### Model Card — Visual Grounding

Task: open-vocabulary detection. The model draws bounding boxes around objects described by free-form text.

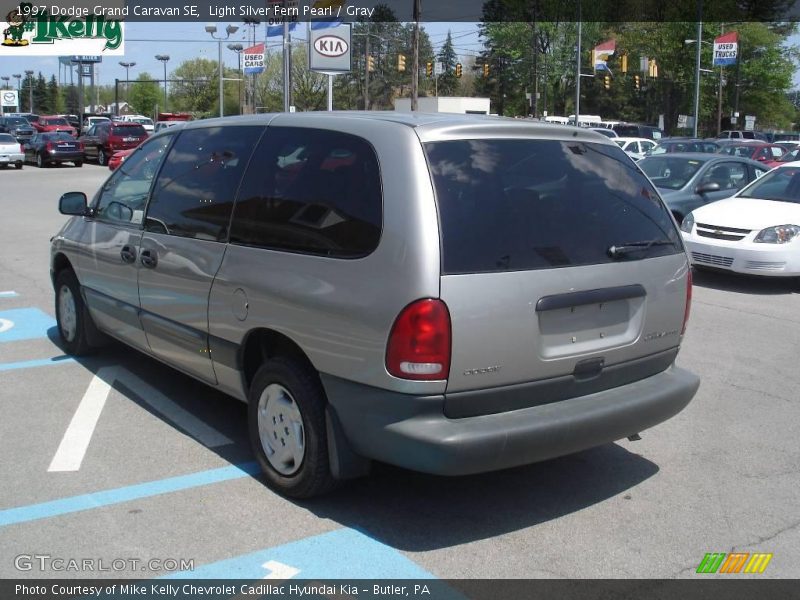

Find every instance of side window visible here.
[771,147,784,158]
[144,126,263,241]
[641,141,656,152]
[700,161,747,191]
[85,125,95,136]
[94,134,174,225]
[230,127,382,257]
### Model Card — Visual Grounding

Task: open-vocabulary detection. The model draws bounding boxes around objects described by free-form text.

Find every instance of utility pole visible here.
[574,1,581,123]
[411,0,420,111]
[364,27,370,110]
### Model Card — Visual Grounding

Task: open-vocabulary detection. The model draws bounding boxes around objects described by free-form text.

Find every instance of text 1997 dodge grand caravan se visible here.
[51,113,700,497]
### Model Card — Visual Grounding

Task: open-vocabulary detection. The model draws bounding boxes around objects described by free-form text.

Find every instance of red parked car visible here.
[108,148,134,171]
[34,115,77,137]
[718,141,787,168]
[78,121,148,166]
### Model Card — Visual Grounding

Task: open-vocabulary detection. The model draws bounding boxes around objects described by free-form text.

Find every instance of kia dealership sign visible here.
[309,23,351,73]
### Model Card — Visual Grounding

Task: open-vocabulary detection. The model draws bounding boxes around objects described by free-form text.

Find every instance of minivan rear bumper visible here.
[321,365,699,476]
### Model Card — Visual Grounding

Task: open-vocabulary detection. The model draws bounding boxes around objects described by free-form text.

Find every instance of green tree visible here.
[170,58,219,115]
[47,75,63,114]
[436,31,459,96]
[128,73,161,117]
[34,73,49,113]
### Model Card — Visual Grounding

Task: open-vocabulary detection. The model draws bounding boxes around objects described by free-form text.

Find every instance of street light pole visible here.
[118,61,135,110]
[692,5,702,137]
[206,24,239,118]
[24,70,34,113]
[12,73,21,112]
[227,44,244,114]
[155,55,170,113]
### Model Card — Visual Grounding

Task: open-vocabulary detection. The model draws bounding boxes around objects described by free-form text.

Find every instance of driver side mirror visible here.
[695,182,721,195]
[59,192,88,215]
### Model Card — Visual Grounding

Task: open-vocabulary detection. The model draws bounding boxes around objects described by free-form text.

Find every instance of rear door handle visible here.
[140,249,158,269]
[120,245,136,263]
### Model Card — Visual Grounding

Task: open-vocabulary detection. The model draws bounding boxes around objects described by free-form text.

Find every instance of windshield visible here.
[424,139,680,274]
[132,118,153,126]
[777,149,799,162]
[6,118,29,127]
[738,167,800,204]
[639,156,704,190]
[44,118,69,126]
[43,132,75,142]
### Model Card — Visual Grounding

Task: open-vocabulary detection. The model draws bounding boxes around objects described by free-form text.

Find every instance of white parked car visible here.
[681,161,800,277]
[121,114,154,133]
[0,132,24,169]
[614,137,657,161]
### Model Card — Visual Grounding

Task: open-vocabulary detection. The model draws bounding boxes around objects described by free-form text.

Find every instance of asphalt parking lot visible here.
[0,164,798,582]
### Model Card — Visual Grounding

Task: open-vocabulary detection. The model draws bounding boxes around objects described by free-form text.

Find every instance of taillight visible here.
[78,141,84,151]
[386,299,451,381]
[681,269,692,335]
[45,142,54,151]
[18,144,23,153]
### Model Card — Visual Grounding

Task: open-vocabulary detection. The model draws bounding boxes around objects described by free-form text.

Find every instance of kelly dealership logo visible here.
[1,2,123,54]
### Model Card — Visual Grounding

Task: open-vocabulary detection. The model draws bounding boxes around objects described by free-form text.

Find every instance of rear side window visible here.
[425,139,681,274]
[144,126,263,241]
[230,127,382,258]
[111,124,146,137]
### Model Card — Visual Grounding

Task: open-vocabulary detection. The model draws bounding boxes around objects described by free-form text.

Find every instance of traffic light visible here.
[604,74,610,90]
[398,54,406,72]
[648,59,658,78]
[482,63,489,77]
[621,54,628,74]
[367,55,375,72]
[634,74,640,90]
[455,63,462,78]
[426,62,433,77]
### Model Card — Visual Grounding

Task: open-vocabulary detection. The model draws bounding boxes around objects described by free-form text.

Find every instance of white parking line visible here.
[0,318,13,333]
[0,291,18,298]
[48,366,118,472]
[48,367,231,472]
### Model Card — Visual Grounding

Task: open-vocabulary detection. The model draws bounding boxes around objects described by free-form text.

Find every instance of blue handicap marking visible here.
[0,308,56,343]
[165,529,436,580]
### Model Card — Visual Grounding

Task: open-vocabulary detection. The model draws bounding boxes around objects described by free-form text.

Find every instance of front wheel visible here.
[15,162,23,170]
[248,357,337,498]
[36,153,46,168]
[54,270,96,356]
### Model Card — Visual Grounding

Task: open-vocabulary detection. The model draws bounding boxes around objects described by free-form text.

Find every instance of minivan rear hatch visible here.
[423,135,689,417]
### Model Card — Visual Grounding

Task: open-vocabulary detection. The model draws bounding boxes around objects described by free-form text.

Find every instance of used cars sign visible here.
[309,23,351,73]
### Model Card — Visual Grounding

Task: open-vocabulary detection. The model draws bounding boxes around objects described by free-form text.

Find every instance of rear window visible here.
[613,125,640,137]
[111,124,146,137]
[425,139,681,275]
[43,132,75,142]
[44,118,69,126]
[0,133,16,143]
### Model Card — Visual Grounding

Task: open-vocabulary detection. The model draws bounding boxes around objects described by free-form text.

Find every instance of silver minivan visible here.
[51,113,699,497]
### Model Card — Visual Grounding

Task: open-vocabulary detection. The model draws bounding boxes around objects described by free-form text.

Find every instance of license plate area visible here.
[537,298,644,359]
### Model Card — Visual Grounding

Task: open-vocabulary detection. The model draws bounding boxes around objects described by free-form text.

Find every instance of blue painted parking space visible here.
[165,529,436,580]
[0,307,56,342]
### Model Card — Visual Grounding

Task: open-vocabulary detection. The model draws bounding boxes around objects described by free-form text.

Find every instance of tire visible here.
[248,357,337,498]
[54,269,96,356]
[97,148,107,166]
[36,153,46,168]
[15,162,23,170]
[74,160,83,168]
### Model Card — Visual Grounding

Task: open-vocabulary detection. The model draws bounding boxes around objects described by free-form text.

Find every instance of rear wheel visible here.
[97,148,107,166]
[248,357,337,498]
[15,162,23,170]
[54,269,96,356]
[74,160,83,168]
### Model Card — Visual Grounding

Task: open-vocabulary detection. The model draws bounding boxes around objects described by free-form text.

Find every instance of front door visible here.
[79,134,175,351]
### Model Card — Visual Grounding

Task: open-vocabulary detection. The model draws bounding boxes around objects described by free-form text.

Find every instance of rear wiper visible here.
[607,240,676,259]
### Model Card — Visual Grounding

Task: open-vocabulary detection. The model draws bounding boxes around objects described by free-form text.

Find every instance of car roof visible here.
[641,152,767,167]
[172,112,620,146]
